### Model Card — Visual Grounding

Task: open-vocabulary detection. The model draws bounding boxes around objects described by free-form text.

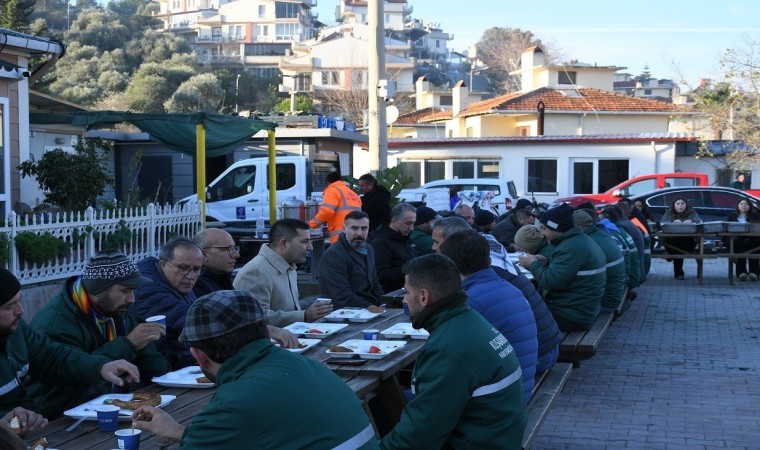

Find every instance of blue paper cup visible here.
[115,429,141,450]
[96,405,120,432]
[363,329,379,340]
[145,315,166,326]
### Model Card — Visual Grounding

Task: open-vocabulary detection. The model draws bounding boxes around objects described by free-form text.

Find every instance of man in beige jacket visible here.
[234,219,333,326]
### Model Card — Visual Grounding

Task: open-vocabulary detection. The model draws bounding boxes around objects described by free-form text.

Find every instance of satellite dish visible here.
[386,105,399,124]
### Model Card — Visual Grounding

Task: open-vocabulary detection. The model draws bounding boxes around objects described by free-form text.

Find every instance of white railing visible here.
[1,203,202,286]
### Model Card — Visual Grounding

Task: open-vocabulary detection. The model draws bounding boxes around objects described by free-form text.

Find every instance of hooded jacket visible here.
[369,225,418,292]
[25,277,170,418]
[527,227,605,330]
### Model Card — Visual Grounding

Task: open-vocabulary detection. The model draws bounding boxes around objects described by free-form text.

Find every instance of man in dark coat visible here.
[369,203,418,292]
[359,173,392,232]
[192,228,239,297]
[319,211,384,308]
[493,208,537,252]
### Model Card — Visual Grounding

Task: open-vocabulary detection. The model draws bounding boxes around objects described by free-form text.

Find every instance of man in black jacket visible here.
[359,173,392,232]
[369,203,418,292]
[319,211,384,308]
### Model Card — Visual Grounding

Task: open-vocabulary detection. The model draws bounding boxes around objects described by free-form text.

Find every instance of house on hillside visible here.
[0,28,65,217]
[355,45,705,202]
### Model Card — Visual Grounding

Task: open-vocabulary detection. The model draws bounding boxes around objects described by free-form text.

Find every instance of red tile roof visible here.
[395,107,449,125]
[419,87,694,123]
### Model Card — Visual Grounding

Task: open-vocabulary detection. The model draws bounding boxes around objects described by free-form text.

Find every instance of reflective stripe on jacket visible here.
[310,181,361,243]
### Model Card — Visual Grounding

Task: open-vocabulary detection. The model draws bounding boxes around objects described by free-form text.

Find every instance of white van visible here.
[420,178,520,213]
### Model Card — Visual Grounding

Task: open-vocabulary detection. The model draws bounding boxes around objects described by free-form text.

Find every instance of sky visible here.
[313,0,760,89]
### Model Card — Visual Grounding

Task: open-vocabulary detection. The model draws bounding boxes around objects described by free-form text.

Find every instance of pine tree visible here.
[0,0,37,30]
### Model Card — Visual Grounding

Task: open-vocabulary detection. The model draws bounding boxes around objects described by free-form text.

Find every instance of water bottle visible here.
[256,217,265,239]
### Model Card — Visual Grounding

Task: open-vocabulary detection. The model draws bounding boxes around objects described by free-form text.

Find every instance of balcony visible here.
[196,54,243,64]
[195,34,246,43]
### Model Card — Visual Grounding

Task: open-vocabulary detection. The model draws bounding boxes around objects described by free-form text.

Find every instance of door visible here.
[205,162,262,222]
[139,156,173,204]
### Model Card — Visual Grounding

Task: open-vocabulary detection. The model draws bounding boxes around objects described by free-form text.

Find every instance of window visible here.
[275,23,301,40]
[644,89,652,95]
[623,179,656,197]
[275,1,299,18]
[439,95,452,106]
[210,165,256,202]
[424,161,445,183]
[558,71,577,85]
[598,159,628,193]
[401,161,421,188]
[527,159,557,193]
[477,161,500,178]
[268,163,296,190]
[245,43,288,56]
[517,126,530,136]
[255,25,269,37]
[385,13,390,23]
[212,27,222,41]
[250,67,279,78]
[350,71,366,87]
[573,162,593,194]
[321,71,339,85]
[436,40,440,48]
[453,161,474,179]
[665,176,700,187]
[258,5,266,18]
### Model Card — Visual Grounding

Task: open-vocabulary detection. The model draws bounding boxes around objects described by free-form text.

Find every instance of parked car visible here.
[420,178,520,213]
[628,186,760,223]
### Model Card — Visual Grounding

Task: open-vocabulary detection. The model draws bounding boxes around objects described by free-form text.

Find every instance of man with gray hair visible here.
[131,290,378,449]
[132,237,204,368]
[369,202,418,292]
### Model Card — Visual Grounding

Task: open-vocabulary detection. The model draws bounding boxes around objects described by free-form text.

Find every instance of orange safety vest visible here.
[630,216,649,237]
[309,181,362,243]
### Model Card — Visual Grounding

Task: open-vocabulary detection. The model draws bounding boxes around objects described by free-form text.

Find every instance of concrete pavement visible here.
[533,257,760,449]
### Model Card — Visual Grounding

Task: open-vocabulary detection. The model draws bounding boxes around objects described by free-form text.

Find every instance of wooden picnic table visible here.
[24,309,421,449]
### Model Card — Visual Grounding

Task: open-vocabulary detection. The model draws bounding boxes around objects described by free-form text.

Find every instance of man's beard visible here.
[350,239,365,249]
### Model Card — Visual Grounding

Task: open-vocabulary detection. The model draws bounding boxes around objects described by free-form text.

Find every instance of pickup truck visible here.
[552,172,760,206]
[180,155,337,223]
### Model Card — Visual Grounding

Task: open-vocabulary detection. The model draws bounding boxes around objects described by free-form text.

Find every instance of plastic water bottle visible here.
[256,217,265,239]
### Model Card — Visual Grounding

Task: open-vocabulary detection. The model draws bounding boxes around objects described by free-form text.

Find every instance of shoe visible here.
[749,273,758,282]
[675,275,685,280]
[739,273,749,281]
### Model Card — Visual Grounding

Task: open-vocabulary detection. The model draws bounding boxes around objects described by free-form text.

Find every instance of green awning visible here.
[72,111,277,158]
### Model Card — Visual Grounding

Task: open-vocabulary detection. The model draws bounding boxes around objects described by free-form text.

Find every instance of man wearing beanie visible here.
[0,267,140,432]
[474,210,496,234]
[574,209,627,314]
[409,206,438,255]
[514,224,552,257]
[493,208,538,252]
[132,290,378,449]
[25,251,170,418]
[518,203,606,332]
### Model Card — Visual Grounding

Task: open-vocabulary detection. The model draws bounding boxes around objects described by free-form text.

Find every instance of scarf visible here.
[71,276,117,342]
[411,289,468,330]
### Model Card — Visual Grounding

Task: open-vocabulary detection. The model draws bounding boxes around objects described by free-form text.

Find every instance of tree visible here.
[475,27,548,93]
[65,8,130,53]
[314,88,368,125]
[123,55,196,112]
[0,0,36,30]
[692,38,760,169]
[165,73,224,113]
[273,94,316,114]
[17,138,114,211]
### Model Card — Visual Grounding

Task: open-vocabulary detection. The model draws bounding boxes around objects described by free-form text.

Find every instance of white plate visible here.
[283,322,348,338]
[152,366,214,388]
[287,338,321,353]
[325,339,406,360]
[380,323,429,340]
[63,393,175,421]
[324,308,383,323]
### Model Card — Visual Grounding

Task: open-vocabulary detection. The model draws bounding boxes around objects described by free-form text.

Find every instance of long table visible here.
[23,308,420,449]
[653,229,760,285]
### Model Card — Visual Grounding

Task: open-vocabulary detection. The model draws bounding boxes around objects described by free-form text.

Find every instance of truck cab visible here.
[553,173,709,207]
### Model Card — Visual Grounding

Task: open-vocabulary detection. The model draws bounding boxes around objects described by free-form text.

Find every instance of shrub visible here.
[14,231,72,267]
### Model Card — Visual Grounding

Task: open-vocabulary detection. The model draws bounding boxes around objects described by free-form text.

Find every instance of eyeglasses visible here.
[204,245,240,254]
[165,260,202,276]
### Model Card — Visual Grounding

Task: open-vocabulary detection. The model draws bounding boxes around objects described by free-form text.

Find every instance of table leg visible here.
[729,236,735,285]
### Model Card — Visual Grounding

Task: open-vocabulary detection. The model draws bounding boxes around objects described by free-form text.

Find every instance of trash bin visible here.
[280,198,305,221]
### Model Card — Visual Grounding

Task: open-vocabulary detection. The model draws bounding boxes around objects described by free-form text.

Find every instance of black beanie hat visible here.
[540,203,576,232]
[0,267,21,306]
[82,251,152,295]
[475,210,496,227]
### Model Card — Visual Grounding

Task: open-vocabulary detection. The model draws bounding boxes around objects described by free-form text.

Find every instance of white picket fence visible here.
[1,203,203,285]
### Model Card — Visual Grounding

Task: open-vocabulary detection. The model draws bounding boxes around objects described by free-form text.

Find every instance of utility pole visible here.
[235,74,241,113]
[367,0,387,171]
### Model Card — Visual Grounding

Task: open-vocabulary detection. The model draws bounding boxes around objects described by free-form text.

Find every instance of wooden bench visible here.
[613,288,629,320]
[521,362,573,449]
[558,312,614,365]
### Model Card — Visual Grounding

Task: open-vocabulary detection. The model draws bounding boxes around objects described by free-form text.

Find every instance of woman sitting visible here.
[726,198,760,281]
[661,198,700,280]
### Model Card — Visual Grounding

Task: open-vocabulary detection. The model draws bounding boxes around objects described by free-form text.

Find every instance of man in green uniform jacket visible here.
[0,268,140,434]
[380,253,526,449]
[25,251,170,418]
[519,203,605,331]
[131,290,378,450]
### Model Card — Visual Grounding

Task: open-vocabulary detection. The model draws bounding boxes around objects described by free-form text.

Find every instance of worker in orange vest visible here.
[310,171,362,244]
